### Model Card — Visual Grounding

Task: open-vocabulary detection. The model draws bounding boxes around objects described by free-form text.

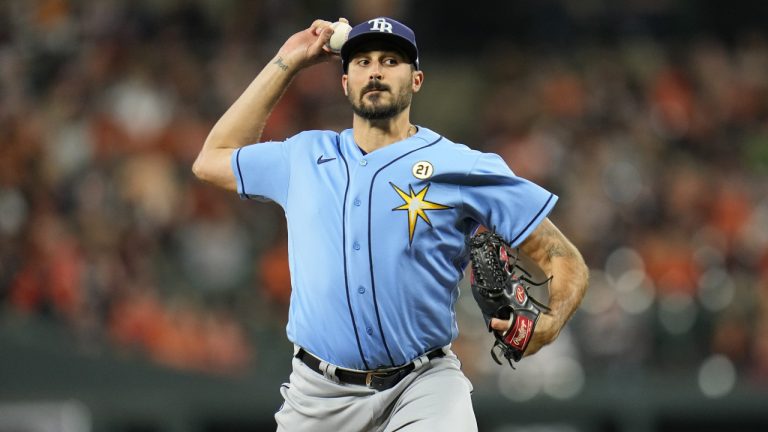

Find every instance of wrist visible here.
[270,53,304,76]
[538,313,563,342]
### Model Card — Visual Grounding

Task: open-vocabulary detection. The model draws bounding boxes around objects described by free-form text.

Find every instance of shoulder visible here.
[278,130,343,160]
[414,127,478,156]
[414,128,491,172]
[391,130,483,182]
[285,130,341,145]
[435,134,510,175]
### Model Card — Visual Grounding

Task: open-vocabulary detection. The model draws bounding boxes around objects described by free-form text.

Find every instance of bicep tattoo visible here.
[526,220,576,264]
[542,224,572,259]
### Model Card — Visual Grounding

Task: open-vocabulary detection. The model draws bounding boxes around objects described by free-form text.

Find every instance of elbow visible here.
[192,155,206,181]
[192,151,218,184]
[581,262,590,292]
[192,135,218,181]
[190,141,236,191]
[576,253,590,295]
[563,243,590,296]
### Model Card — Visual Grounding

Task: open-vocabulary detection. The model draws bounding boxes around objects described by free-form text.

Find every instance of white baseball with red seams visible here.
[327,21,352,52]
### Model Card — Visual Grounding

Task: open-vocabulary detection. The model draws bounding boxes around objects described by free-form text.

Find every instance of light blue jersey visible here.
[232,126,557,370]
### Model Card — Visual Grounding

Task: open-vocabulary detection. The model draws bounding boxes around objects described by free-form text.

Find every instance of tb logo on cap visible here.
[368,18,393,33]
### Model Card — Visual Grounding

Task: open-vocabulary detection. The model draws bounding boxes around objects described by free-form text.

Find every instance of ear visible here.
[342,74,349,96]
[412,70,424,93]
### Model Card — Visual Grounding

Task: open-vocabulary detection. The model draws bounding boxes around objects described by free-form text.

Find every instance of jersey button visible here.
[353,242,361,250]
[358,286,365,294]
[353,199,361,206]
[366,327,373,335]
[360,159,368,166]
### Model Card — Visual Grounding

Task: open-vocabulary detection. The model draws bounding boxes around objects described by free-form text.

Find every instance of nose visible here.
[369,63,382,81]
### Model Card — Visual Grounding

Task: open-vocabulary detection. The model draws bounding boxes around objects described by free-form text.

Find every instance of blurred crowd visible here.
[1,0,767,390]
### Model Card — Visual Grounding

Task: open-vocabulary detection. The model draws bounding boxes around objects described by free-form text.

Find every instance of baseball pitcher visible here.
[193,16,589,432]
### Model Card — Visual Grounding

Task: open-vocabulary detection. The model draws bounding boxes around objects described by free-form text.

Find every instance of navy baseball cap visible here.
[340,17,419,72]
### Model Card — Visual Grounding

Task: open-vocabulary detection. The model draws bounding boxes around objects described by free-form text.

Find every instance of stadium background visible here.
[1,0,768,431]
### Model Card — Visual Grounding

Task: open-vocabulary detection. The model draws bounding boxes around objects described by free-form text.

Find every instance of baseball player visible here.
[193,17,588,431]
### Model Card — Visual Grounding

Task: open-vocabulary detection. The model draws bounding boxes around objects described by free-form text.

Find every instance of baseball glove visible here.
[468,230,551,367]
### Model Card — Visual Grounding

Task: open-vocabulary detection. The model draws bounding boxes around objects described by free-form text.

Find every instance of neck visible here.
[352,111,415,153]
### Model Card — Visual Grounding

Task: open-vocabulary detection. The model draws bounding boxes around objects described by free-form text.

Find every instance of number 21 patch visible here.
[412,161,434,179]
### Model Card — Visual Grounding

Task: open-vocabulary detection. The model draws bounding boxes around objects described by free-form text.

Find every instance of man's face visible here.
[342,48,423,121]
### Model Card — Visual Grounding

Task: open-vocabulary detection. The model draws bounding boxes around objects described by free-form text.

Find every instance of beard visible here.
[349,80,413,121]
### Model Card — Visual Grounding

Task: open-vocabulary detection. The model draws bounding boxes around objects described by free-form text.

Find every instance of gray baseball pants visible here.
[275,348,477,431]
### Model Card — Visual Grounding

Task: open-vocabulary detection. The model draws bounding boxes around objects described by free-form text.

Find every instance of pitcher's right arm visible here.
[192,19,341,190]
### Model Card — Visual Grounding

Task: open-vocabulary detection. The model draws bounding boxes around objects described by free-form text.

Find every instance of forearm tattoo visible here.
[273,57,289,71]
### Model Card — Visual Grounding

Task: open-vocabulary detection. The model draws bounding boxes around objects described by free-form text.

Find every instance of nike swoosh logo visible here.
[317,155,336,165]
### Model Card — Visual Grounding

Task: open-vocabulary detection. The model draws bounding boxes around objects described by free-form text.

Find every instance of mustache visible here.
[362,82,391,94]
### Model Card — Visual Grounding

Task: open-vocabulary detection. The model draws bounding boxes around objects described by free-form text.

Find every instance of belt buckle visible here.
[365,371,380,388]
[367,367,412,390]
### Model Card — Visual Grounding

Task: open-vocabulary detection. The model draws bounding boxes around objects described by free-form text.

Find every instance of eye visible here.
[356,58,370,66]
[383,58,398,66]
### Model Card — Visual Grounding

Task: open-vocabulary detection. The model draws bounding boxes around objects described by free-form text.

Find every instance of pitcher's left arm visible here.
[489,217,589,356]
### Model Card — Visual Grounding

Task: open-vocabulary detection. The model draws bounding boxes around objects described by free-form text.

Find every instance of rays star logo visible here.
[390,182,452,245]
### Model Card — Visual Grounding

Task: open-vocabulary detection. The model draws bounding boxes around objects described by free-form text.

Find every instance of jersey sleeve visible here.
[231,139,290,207]
[462,152,558,247]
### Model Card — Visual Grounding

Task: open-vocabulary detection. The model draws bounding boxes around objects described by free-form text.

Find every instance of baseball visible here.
[327,21,352,53]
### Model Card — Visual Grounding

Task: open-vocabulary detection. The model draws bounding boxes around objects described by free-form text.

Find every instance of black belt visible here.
[296,348,445,391]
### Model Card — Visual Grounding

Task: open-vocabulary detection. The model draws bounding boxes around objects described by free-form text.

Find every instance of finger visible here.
[490,318,510,332]
[338,17,349,24]
[312,27,339,59]
[310,19,333,36]
[313,26,333,49]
